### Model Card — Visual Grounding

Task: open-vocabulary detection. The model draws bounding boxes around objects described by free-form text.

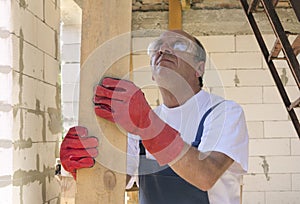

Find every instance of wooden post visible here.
[76,1,132,203]
[169,0,182,30]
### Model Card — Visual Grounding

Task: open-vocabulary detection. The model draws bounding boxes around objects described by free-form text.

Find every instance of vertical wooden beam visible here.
[169,0,182,30]
[76,1,132,203]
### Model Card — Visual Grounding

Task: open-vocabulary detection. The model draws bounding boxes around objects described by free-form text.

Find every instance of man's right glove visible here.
[93,78,185,166]
[60,126,98,180]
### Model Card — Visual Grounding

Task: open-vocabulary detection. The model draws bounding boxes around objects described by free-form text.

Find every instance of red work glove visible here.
[60,126,98,180]
[93,77,184,165]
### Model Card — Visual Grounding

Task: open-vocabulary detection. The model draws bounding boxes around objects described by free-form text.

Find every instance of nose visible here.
[159,43,172,55]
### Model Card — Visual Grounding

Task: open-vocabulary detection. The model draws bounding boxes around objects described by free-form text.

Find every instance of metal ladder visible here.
[240,0,300,138]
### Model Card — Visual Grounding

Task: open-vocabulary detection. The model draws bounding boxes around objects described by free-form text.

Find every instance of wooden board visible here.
[76,1,132,203]
[169,0,182,30]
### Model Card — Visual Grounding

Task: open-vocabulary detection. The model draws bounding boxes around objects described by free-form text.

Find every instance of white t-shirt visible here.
[127,90,249,204]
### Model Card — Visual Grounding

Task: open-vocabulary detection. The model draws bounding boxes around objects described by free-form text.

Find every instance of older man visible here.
[60,30,249,204]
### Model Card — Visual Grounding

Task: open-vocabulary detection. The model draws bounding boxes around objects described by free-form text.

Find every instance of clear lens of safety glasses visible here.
[147,37,199,58]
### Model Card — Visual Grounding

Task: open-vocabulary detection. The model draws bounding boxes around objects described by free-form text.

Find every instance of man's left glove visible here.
[60,126,98,180]
[93,77,184,165]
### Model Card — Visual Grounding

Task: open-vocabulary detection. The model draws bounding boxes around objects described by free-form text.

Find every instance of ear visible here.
[149,59,155,81]
[195,61,205,77]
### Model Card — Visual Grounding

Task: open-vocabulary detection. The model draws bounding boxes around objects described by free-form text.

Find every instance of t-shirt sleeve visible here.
[199,101,249,174]
[127,134,140,175]
[126,134,140,189]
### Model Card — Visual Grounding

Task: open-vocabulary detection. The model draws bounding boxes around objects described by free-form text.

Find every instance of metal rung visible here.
[292,35,300,56]
[248,0,260,13]
[248,0,279,13]
[269,38,283,60]
[272,0,279,7]
[271,57,287,60]
[269,32,291,61]
[288,97,300,111]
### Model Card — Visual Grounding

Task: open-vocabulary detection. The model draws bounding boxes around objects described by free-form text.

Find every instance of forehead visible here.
[159,30,195,42]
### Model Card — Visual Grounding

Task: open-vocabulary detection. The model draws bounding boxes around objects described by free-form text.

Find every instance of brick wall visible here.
[0,0,61,203]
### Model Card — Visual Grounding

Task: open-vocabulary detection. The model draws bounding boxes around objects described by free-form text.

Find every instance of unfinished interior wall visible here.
[0,0,61,203]
[59,1,82,202]
[132,34,300,204]
[61,0,81,135]
[58,1,300,203]
[131,1,300,203]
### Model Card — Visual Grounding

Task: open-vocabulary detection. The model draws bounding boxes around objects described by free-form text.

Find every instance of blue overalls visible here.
[138,102,223,204]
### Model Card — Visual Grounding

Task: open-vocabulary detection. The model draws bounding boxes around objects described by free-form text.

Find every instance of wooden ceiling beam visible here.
[169,0,183,30]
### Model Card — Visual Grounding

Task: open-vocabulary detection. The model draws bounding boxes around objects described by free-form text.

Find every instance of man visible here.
[60,30,249,204]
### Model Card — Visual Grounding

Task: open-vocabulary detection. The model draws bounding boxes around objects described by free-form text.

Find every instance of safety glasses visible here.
[147,36,201,58]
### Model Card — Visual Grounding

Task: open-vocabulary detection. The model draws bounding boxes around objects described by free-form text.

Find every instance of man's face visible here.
[148,30,204,92]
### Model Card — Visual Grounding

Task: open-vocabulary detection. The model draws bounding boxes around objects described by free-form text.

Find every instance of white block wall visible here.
[60,4,82,133]
[59,5,300,204]
[0,0,61,203]
[131,34,300,204]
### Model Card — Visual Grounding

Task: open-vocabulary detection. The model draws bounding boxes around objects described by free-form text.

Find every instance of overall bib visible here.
[138,102,223,204]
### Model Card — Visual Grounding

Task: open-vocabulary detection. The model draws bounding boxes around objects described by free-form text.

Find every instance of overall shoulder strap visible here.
[191,101,225,148]
[139,140,146,155]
